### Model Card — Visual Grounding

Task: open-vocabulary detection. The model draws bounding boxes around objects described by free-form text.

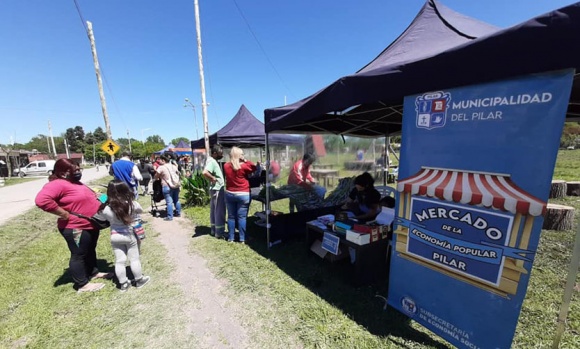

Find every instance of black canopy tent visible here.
[264,0,580,137]
[262,0,580,249]
[191,104,303,149]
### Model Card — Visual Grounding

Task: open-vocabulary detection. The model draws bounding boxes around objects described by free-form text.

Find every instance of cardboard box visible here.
[346,230,371,245]
[353,223,378,235]
[353,224,381,242]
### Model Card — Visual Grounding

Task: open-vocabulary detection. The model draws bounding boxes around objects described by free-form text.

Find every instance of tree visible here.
[64,126,86,153]
[170,137,190,146]
[146,135,164,144]
[93,127,107,142]
[21,134,51,154]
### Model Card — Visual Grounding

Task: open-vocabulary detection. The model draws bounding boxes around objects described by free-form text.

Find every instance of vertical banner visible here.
[388,70,574,349]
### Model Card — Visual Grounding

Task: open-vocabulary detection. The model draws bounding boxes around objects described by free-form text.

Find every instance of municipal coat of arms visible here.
[415,91,451,130]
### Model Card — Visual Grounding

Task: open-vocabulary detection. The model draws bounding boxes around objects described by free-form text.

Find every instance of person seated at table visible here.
[288,153,326,212]
[341,172,381,222]
[268,159,281,182]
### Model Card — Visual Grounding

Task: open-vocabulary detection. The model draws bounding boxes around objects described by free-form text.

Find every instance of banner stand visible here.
[552,224,580,348]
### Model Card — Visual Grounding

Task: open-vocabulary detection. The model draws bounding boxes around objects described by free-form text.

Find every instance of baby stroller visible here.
[150,179,165,217]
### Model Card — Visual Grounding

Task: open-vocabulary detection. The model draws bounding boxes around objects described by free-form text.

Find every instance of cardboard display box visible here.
[346,230,371,245]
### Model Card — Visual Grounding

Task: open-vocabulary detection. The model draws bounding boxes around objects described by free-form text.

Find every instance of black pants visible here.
[59,228,100,289]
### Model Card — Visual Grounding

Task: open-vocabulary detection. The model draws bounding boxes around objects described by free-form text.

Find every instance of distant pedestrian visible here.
[138,159,154,195]
[155,155,182,221]
[94,180,150,292]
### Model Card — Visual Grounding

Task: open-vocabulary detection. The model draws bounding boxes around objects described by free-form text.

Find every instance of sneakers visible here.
[163,217,173,221]
[77,282,105,293]
[174,213,181,218]
[134,276,151,288]
[119,281,131,292]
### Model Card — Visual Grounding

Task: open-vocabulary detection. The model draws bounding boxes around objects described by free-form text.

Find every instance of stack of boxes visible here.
[345,223,390,245]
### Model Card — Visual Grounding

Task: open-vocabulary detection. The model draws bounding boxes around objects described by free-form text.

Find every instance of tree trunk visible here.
[566,181,580,196]
[549,180,567,199]
[543,203,575,231]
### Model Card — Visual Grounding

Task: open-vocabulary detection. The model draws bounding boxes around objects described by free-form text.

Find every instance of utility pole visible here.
[127,129,132,153]
[64,138,71,158]
[193,0,210,156]
[86,21,114,161]
[48,120,57,157]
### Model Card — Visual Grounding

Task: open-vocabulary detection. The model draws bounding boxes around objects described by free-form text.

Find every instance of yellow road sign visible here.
[101,139,120,156]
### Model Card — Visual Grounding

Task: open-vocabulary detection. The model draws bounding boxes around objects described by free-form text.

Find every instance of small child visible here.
[95,180,151,291]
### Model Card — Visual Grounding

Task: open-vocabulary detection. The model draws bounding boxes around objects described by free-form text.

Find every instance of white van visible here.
[14,160,56,177]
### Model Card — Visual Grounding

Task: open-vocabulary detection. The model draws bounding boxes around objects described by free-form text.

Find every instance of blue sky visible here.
[0,0,577,146]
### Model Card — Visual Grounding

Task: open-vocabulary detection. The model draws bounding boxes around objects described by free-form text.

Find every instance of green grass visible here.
[553,149,580,181]
[1,151,579,348]
[0,176,196,348]
[0,177,39,187]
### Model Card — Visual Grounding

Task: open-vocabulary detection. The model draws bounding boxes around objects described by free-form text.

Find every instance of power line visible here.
[72,0,129,135]
[231,0,295,100]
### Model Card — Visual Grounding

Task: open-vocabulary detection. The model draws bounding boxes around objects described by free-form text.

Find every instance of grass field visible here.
[0,150,579,348]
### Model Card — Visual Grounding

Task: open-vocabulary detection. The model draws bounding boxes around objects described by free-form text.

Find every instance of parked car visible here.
[13,160,56,177]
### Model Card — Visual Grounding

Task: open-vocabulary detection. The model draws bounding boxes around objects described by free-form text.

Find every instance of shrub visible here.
[182,171,210,207]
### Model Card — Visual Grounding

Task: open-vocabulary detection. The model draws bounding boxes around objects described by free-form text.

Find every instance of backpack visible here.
[168,164,182,189]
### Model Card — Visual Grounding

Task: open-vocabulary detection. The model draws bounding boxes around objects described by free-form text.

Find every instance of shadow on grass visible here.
[193,225,212,238]
[53,258,115,288]
[244,217,449,349]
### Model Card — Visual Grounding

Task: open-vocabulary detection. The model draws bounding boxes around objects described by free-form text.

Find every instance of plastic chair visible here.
[375,185,396,198]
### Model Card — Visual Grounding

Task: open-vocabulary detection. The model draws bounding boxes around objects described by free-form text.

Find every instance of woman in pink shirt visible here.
[223,146,256,243]
[35,159,111,293]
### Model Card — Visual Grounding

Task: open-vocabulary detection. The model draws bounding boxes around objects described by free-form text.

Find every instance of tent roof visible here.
[191,104,304,148]
[153,143,175,155]
[174,140,190,149]
[264,0,580,137]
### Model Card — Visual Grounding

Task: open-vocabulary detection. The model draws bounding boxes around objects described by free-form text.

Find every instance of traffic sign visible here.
[101,139,120,156]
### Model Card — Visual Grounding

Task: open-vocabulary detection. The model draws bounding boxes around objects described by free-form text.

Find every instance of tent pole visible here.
[551,225,580,348]
[384,136,390,186]
[265,134,271,249]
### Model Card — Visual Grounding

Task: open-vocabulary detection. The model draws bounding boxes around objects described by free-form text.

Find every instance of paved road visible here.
[0,167,110,226]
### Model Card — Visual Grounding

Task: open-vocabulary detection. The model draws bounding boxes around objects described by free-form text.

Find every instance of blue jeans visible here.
[162,186,181,219]
[225,192,250,242]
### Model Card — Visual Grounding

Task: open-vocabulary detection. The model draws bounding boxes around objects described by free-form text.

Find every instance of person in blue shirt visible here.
[110,151,142,199]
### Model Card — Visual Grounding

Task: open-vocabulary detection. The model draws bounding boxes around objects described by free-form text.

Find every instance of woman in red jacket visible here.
[35,159,111,293]
[223,146,256,243]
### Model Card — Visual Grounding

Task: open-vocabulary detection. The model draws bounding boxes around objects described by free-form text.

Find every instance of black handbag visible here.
[69,212,111,230]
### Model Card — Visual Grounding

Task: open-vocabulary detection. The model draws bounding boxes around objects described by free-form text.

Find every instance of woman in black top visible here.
[341,172,381,221]
[138,159,154,195]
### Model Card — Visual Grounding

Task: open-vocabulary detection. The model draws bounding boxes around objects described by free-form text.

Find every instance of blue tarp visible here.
[153,143,175,155]
[264,0,580,136]
[191,104,303,148]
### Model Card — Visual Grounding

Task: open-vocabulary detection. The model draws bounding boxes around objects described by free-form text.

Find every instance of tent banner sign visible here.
[388,70,574,349]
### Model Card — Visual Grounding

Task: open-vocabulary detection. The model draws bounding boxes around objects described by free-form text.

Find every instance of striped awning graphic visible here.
[397,167,546,216]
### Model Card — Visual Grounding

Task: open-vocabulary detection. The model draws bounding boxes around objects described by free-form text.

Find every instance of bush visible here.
[182,171,210,207]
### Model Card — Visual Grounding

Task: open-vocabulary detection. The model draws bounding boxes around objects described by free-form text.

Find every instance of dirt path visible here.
[150,214,249,349]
